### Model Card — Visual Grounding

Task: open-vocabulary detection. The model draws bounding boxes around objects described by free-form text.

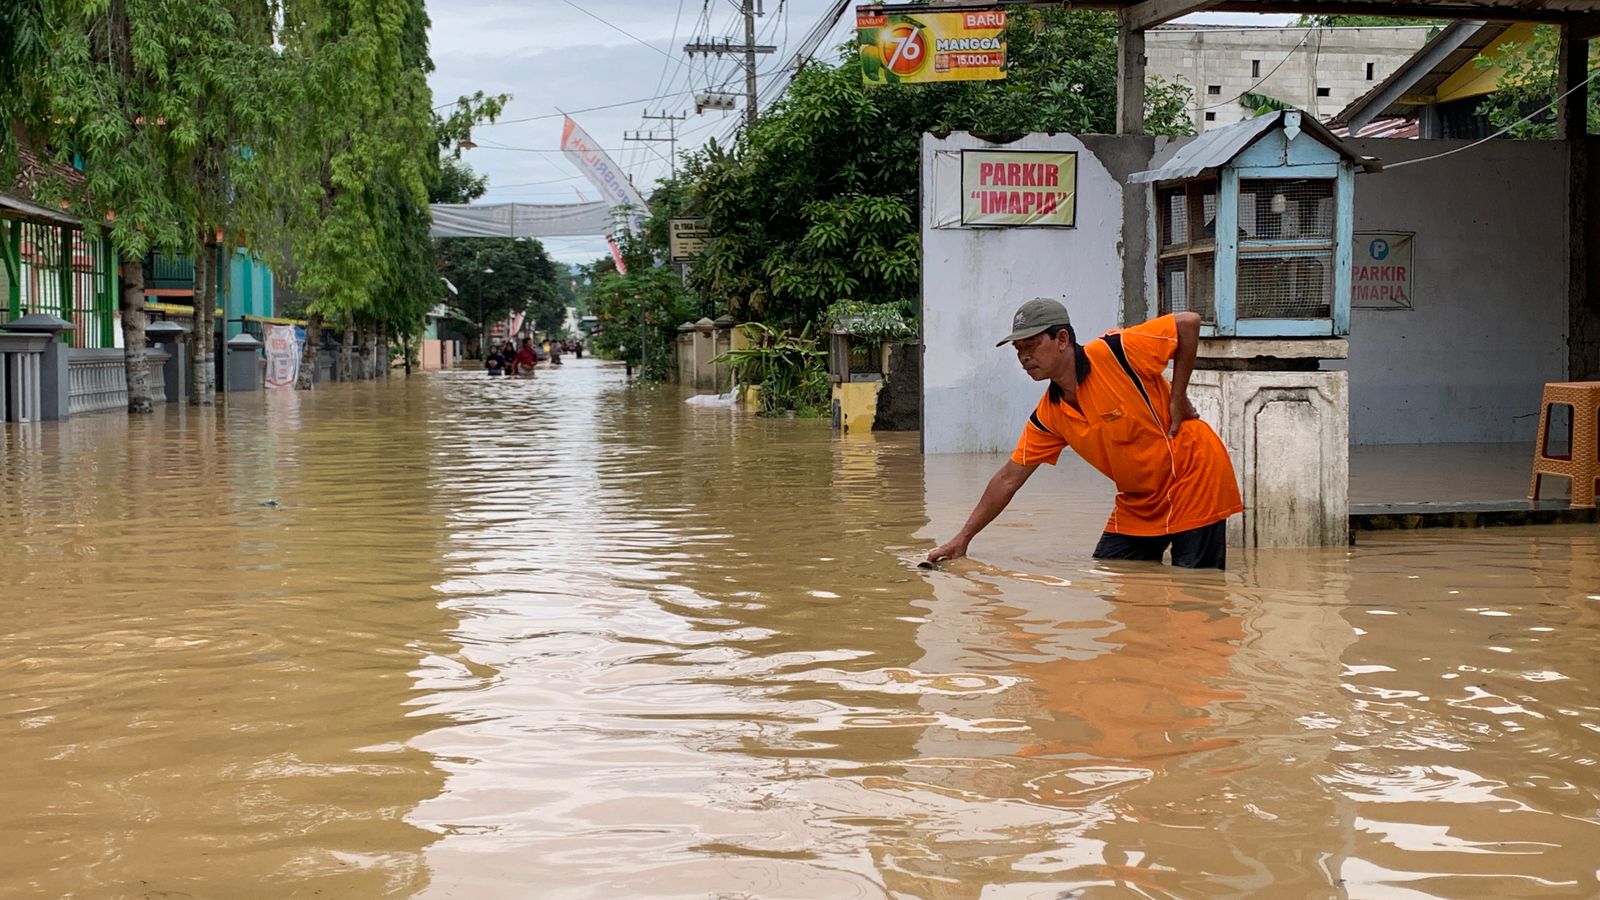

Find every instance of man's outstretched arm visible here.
[927,460,1038,562]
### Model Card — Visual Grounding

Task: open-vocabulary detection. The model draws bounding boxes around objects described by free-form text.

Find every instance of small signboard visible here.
[669,217,710,261]
[857,6,1006,85]
[1352,232,1415,310]
[960,149,1077,228]
[263,324,301,389]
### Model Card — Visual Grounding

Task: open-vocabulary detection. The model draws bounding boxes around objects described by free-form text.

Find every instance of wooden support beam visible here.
[1558,25,1589,142]
[1117,13,1146,136]
[1122,0,1222,33]
[1572,13,1600,41]
[1560,24,1596,379]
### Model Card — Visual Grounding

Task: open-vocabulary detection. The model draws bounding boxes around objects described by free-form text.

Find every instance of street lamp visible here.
[478,266,494,356]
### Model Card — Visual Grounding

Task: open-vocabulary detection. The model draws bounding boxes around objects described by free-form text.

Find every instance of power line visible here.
[1195,26,1316,113]
[477,89,698,127]
[1383,67,1600,171]
[651,0,690,100]
[555,0,678,64]
[473,142,636,154]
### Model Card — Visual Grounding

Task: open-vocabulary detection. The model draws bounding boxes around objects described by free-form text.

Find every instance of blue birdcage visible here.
[1130,110,1380,338]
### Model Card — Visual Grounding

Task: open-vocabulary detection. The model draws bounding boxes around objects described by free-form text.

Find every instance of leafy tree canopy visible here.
[638,8,1195,332]
[436,237,566,338]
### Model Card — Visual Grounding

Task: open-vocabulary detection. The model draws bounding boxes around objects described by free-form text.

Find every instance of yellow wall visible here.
[832,381,883,432]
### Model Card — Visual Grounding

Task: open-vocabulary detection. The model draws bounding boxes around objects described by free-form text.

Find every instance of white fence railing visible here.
[68,348,129,415]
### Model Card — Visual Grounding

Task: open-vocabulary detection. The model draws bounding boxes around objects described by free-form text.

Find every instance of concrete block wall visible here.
[1146,26,1431,132]
[1336,138,1569,444]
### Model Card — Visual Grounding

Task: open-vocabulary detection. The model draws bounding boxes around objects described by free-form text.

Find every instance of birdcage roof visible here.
[1129,110,1380,185]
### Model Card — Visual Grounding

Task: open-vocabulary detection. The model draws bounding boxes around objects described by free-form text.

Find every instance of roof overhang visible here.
[0,192,81,228]
[920,1,1600,33]
[1330,20,1520,130]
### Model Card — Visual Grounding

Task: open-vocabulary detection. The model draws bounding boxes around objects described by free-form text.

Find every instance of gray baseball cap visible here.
[996,298,1072,346]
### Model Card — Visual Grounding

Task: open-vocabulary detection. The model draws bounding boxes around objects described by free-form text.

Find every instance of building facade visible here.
[1147,26,1433,132]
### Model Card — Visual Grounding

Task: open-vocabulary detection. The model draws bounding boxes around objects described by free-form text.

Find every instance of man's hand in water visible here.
[927,537,969,564]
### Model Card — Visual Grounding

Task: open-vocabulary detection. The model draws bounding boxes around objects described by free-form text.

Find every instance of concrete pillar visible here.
[145,320,187,404]
[693,317,716,391]
[713,314,737,391]
[226,333,262,392]
[1189,339,1350,548]
[1116,14,1146,136]
[1,313,74,420]
[676,321,696,385]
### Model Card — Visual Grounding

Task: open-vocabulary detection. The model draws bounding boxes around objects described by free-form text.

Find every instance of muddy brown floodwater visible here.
[2,359,1598,898]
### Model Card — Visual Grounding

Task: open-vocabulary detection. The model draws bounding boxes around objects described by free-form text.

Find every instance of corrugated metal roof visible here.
[1129,110,1379,184]
[1129,114,1281,184]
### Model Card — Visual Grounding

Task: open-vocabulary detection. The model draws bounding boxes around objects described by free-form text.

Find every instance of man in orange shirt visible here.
[927,298,1242,569]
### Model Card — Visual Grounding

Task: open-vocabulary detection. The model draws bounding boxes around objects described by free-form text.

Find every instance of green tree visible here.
[1475,26,1600,139]
[432,157,488,205]
[436,237,563,352]
[672,8,1194,331]
[0,0,46,177]
[175,0,283,405]
[25,0,239,412]
[587,258,694,383]
[271,0,437,388]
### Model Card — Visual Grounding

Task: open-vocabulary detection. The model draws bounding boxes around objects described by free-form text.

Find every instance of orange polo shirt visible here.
[1010,315,1242,537]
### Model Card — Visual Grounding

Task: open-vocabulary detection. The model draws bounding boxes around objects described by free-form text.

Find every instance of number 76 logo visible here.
[880,24,927,76]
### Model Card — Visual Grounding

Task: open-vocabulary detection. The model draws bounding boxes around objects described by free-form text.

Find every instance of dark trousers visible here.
[1092,519,1228,570]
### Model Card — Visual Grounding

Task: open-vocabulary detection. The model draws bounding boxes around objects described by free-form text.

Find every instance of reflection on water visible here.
[2,361,1597,897]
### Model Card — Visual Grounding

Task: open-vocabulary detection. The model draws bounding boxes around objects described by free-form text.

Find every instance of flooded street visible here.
[3,360,1598,898]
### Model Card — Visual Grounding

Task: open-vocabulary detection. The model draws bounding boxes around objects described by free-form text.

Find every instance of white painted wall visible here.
[921,133,1125,455]
[1336,139,1569,444]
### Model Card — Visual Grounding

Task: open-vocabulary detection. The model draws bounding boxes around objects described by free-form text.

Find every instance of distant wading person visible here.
[927,299,1243,570]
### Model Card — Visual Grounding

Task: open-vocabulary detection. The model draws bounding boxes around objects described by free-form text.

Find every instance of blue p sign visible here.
[1369,238,1390,261]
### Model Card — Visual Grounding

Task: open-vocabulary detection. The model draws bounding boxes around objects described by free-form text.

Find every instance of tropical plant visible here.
[1239,91,1294,117]
[825,299,915,343]
[715,323,831,417]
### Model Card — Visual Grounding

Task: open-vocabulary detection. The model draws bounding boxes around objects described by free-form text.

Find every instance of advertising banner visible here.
[1352,232,1415,309]
[263,324,300,389]
[560,116,650,233]
[857,6,1006,85]
[669,218,710,261]
[960,150,1077,227]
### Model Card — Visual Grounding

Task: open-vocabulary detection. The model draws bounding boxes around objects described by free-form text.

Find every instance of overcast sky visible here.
[426,2,1293,266]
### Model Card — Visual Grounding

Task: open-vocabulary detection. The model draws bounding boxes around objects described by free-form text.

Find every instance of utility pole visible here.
[684,0,774,127]
[742,0,759,127]
[624,110,688,178]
